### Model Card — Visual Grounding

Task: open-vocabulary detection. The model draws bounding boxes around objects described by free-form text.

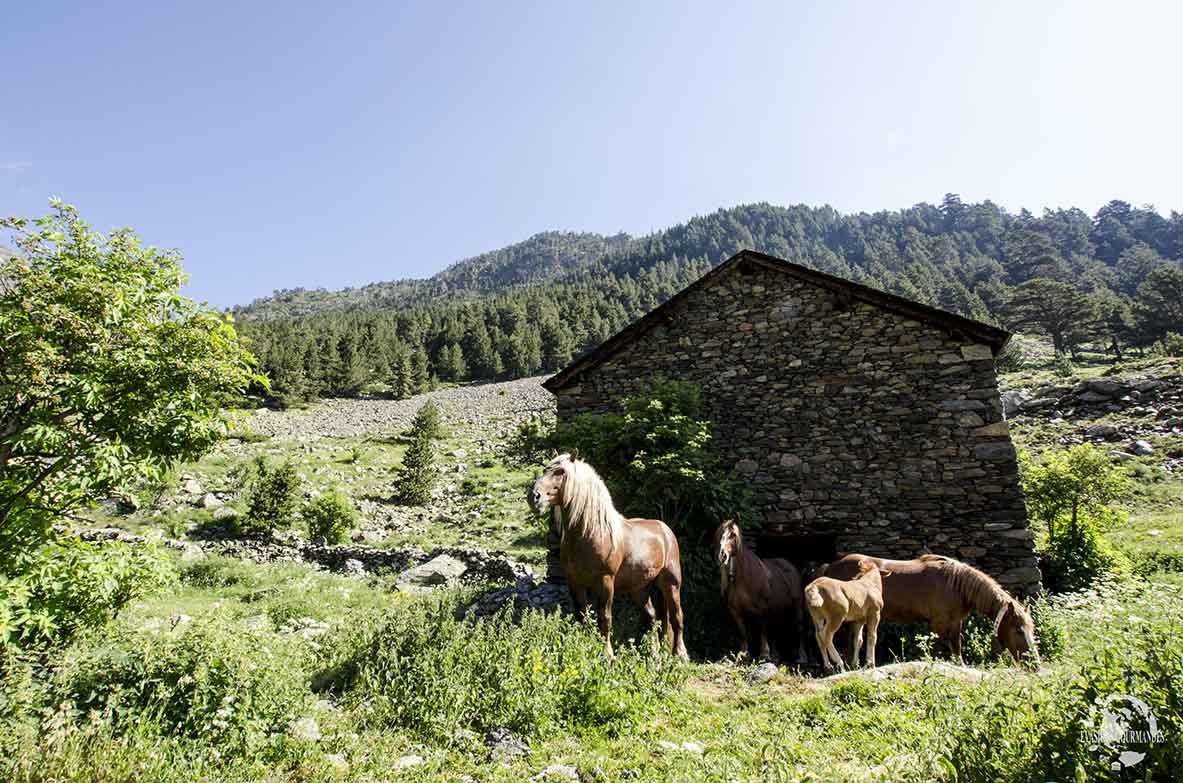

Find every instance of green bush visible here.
[1052,355,1075,377]
[0,538,174,652]
[994,338,1027,373]
[1155,332,1183,357]
[943,624,1183,781]
[242,457,300,537]
[1020,445,1132,592]
[331,595,683,743]
[544,377,750,538]
[51,619,309,753]
[301,489,357,545]
[506,414,555,466]
[522,377,752,656]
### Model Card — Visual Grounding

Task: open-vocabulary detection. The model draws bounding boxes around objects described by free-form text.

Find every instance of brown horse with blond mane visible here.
[824,553,1039,667]
[528,454,689,660]
[714,519,807,662]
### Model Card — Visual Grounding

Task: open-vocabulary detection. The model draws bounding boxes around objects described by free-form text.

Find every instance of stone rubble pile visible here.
[244,376,554,441]
[1002,368,1183,429]
[466,575,573,619]
[74,527,534,588]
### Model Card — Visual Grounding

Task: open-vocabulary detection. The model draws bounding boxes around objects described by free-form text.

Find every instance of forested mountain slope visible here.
[241,231,631,320]
[235,197,1183,406]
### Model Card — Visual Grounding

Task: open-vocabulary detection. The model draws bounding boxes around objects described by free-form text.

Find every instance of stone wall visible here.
[553,262,1041,594]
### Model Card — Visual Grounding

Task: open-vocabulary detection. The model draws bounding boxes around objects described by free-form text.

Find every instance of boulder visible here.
[1019,397,1057,412]
[1082,379,1125,397]
[350,529,384,545]
[1084,423,1119,440]
[1130,440,1154,456]
[1076,391,1112,404]
[212,506,240,522]
[745,662,779,685]
[181,478,203,496]
[397,554,468,591]
[1000,390,1029,418]
[199,493,224,510]
[486,727,530,759]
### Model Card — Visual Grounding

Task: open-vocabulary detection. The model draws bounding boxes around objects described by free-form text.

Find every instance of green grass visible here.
[17,347,1181,781]
[83,426,545,562]
[5,565,1182,782]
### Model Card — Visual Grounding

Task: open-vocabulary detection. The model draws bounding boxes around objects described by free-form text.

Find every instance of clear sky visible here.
[2,0,1180,307]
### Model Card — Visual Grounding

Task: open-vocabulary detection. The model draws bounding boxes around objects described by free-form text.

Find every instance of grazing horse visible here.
[825,553,1039,667]
[804,558,890,672]
[713,519,807,662]
[527,454,689,660]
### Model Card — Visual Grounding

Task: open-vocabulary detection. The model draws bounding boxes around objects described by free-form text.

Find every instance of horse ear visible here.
[570,447,581,461]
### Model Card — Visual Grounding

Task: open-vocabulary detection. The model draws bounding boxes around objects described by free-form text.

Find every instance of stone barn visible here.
[542,249,1041,595]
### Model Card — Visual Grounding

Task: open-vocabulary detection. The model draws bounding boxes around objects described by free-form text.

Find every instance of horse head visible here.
[713,519,743,568]
[992,599,1039,669]
[527,453,573,515]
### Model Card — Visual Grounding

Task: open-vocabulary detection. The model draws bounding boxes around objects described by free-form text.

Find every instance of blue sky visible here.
[2,0,1180,307]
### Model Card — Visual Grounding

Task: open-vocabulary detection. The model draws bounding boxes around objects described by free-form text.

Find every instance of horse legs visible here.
[660,576,688,661]
[848,621,865,669]
[569,584,591,622]
[633,589,659,657]
[651,587,671,650]
[756,619,773,662]
[727,604,750,658]
[595,575,615,660]
[866,610,880,669]
[816,618,845,673]
[949,621,964,664]
[934,620,964,663]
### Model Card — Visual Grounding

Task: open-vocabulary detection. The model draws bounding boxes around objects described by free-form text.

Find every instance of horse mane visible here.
[932,555,1034,633]
[555,456,623,554]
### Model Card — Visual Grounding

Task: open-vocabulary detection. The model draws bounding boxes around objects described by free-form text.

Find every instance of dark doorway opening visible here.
[751,532,837,576]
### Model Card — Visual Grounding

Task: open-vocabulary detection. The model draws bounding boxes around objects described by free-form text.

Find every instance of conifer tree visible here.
[394,403,439,505]
[390,345,413,399]
[410,348,430,394]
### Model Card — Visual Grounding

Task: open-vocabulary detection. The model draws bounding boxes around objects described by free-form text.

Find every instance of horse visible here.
[824,553,1039,667]
[804,558,890,672]
[527,454,689,660]
[713,519,807,663]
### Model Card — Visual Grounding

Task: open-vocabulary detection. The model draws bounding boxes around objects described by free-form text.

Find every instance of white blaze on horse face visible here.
[716,527,730,566]
[531,455,570,514]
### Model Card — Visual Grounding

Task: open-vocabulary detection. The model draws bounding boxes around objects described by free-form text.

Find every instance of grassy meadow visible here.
[3,351,1183,782]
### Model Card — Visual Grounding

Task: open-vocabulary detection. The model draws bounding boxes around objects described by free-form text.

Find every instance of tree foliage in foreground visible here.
[0,202,259,565]
[1020,444,1131,592]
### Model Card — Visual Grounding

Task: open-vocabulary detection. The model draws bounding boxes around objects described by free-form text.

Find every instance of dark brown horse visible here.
[713,519,807,662]
[528,454,689,660]
[824,553,1038,667]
